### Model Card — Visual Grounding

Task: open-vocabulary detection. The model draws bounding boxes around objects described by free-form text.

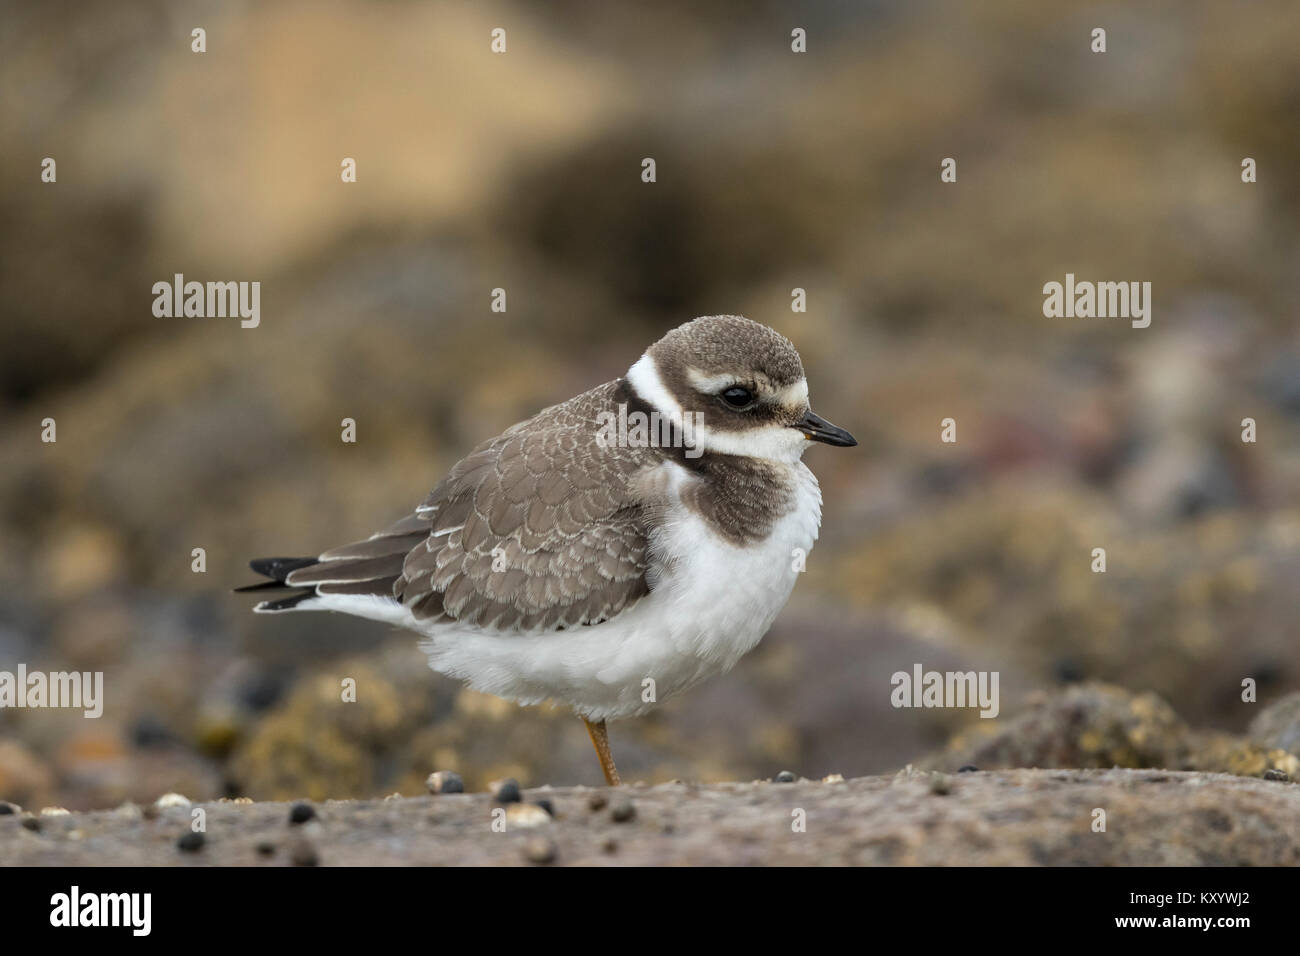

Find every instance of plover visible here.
[239,315,856,785]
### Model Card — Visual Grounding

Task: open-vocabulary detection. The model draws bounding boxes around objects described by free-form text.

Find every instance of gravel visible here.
[1,769,1296,866]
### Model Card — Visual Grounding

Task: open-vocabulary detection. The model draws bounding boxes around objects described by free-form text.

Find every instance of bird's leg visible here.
[582,717,621,786]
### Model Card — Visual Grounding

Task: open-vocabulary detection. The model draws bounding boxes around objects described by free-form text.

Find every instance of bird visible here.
[238,314,856,785]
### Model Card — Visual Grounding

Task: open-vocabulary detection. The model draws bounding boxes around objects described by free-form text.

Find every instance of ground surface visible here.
[2,768,1296,866]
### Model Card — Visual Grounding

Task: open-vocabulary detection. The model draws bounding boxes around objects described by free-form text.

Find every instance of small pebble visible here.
[601,837,618,854]
[491,778,521,804]
[113,802,143,821]
[610,797,636,823]
[533,798,555,817]
[587,793,608,812]
[0,802,18,815]
[176,831,205,852]
[155,792,192,810]
[382,792,403,801]
[40,807,70,816]
[822,773,845,784]
[255,841,277,857]
[929,773,952,795]
[289,838,319,867]
[524,836,557,864]
[774,770,797,783]
[958,765,980,773]
[1262,769,1290,782]
[21,815,41,832]
[288,801,316,825]
[426,771,465,795]
[505,803,552,829]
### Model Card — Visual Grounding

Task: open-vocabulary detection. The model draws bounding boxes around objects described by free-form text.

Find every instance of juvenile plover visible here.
[239,315,856,784]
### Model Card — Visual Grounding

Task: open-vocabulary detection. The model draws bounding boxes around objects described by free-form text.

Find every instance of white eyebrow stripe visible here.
[684,368,810,406]
[773,379,809,406]
[684,369,740,393]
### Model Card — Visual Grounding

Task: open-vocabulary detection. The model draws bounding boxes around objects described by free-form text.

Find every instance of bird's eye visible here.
[719,386,755,409]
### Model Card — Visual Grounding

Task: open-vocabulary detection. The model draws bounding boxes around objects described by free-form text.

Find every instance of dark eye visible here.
[719,386,755,409]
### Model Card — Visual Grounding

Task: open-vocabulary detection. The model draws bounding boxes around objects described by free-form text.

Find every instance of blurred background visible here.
[2,0,1299,809]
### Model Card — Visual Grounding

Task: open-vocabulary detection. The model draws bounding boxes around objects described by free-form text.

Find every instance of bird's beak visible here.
[793,409,857,447]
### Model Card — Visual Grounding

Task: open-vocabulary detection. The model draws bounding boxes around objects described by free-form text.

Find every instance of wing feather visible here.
[272,381,664,634]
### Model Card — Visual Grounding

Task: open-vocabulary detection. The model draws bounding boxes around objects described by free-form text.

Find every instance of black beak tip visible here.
[796,411,858,448]
[816,430,857,448]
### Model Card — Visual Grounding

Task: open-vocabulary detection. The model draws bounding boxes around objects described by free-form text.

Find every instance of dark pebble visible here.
[426,771,464,794]
[238,670,285,712]
[601,837,618,854]
[610,798,636,823]
[587,793,608,812]
[130,714,176,749]
[492,779,521,804]
[177,831,206,852]
[20,815,41,832]
[958,765,980,773]
[255,841,277,856]
[1262,769,1290,782]
[0,803,16,815]
[774,771,797,783]
[288,801,316,824]
[534,798,555,817]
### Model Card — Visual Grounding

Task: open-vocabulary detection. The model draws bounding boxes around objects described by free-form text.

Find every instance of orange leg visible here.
[583,717,621,786]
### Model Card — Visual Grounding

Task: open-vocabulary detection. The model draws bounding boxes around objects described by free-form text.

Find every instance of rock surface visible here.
[920,684,1300,780]
[1,769,1295,866]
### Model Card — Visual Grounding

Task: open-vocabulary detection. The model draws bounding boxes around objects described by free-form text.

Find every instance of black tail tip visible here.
[234,556,319,594]
[248,556,319,582]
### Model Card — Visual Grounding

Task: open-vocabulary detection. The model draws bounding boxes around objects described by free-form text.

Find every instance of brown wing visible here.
[284,381,658,632]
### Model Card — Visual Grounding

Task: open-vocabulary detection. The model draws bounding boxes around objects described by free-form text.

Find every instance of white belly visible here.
[414,461,823,720]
